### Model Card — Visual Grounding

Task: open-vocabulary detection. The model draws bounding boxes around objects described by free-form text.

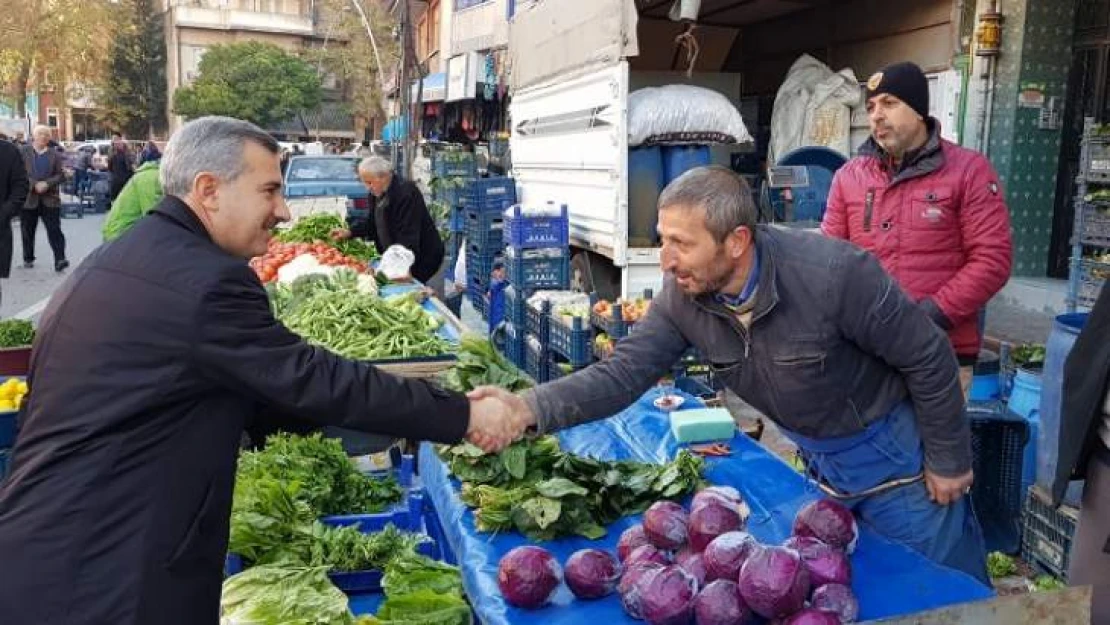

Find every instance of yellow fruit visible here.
[17,382,27,394]
[14,394,24,409]
[0,400,15,411]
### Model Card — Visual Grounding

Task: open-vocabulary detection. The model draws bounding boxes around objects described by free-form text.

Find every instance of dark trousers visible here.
[1070,448,1110,625]
[20,206,66,265]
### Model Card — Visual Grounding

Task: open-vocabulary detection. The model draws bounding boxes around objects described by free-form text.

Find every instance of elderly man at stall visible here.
[333,156,447,297]
[472,165,990,584]
[0,116,525,625]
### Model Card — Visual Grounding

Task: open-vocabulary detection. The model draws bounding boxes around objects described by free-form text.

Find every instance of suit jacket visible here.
[0,140,29,277]
[20,144,64,209]
[1052,282,1110,504]
[0,196,470,624]
[351,178,445,283]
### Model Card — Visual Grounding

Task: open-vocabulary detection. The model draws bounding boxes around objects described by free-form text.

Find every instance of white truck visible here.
[506,0,963,300]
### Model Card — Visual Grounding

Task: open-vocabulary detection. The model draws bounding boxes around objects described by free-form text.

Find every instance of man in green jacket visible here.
[102,160,163,242]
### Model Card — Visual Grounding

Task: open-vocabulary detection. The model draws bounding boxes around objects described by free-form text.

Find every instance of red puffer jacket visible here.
[822,123,1012,362]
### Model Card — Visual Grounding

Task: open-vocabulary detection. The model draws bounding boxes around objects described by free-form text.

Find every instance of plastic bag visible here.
[628,85,753,147]
[378,245,416,281]
[768,54,861,163]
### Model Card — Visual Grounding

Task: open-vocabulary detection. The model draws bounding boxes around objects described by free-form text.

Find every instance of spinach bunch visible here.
[441,437,705,541]
[439,335,533,394]
[0,320,34,348]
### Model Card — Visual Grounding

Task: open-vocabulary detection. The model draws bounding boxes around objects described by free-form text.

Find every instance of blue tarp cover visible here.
[419,387,995,625]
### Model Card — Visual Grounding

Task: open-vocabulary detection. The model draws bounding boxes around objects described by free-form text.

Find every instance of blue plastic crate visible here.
[467,284,488,320]
[432,153,477,178]
[465,244,503,285]
[0,409,16,449]
[434,182,470,209]
[503,204,570,249]
[525,334,548,382]
[503,286,526,329]
[449,206,467,233]
[506,248,570,290]
[465,210,505,254]
[546,352,587,381]
[422,496,457,565]
[590,304,635,339]
[465,177,517,213]
[548,315,592,366]
[500,322,526,370]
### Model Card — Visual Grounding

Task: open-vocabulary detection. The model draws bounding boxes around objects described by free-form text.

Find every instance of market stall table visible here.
[419,387,995,625]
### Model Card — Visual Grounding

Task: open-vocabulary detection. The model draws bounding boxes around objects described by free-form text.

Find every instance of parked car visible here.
[283,154,371,225]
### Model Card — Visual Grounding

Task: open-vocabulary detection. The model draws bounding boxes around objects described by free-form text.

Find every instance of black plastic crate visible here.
[503,204,570,250]
[1077,259,1109,308]
[590,304,636,339]
[1084,140,1110,183]
[548,314,593,367]
[465,210,505,254]
[503,285,527,329]
[465,177,518,213]
[1021,486,1079,581]
[525,334,548,382]
[967,404,1029,555]
[505,248,570,290]
[1079,202,1110,247]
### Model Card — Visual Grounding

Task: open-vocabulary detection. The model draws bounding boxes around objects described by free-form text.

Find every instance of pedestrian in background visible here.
[0,133,29,307]
[19,125,68,272]
[823,62,1012,396]
[139,140,162,165]
[102,158,163,242]
[108,134,134,201]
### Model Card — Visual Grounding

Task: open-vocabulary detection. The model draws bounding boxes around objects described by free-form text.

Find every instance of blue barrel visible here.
[1036,313,1089,507]
[628,147,666,245]
[969,349,1001,402]
[1007,368,1042,499]
[662,145,711,184]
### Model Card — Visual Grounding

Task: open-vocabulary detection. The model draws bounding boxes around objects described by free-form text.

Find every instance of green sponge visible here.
[670,408,736,444]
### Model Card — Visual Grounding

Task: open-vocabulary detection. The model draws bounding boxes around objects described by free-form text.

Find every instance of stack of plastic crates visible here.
[1022,485,1079,581]
[1070,118,1110,311]
[463,178,517,321]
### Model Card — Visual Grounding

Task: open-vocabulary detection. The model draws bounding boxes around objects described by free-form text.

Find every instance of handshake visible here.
[464,386,536,452]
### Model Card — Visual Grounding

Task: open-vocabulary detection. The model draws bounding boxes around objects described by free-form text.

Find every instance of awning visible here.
[410,72,446,103]
[381,117,410,142]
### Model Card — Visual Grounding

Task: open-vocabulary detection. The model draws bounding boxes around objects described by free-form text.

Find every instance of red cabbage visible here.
[497,546,562,609]
[811,583,859,623]
[643,501,690,550]
[692,579,755,625]
[640,565,699,625]
[619,562,665,620]
[737,546,810,619]
[792,500,859,554]
[782,537,851,587]
[675,548,707,589]
[703,531,759,582]
[782,608,842,624]
[627,544,673,568]
[619,525,653,562]
[689,501,744,552]
[692,486,751,520]
[565,548,622,600]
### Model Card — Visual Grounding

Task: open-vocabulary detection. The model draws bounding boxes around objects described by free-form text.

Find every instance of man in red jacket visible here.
[823,62,1013,395]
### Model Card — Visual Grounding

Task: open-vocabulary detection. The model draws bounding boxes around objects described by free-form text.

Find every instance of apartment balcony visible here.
[170,0,315,36]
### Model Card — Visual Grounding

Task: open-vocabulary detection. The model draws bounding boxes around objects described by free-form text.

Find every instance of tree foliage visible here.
[172,41,322,129]
[306,0,400,129]
[0,0,114,117]
[96,0,168,138]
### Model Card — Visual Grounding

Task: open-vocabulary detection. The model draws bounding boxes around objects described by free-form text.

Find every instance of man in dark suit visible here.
[0,134,29,308]
[0,116,526,625]
[20,125,68,272]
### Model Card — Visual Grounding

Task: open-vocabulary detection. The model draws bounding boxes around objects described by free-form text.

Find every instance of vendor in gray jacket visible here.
[476,166,988,583]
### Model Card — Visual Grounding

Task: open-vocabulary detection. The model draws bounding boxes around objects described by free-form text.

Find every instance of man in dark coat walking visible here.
[0,116,525,625]
[0,135,29,307]
[20,125,68,272]
[334,156,445,296]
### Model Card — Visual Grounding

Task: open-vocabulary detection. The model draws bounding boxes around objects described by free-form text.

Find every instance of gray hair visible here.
[358,156,393,176]
[160,116,280,198]
[31,125,51,139]
[658,165,757,242]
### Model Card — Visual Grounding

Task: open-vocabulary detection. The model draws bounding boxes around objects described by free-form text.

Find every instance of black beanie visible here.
[866,62,929,119]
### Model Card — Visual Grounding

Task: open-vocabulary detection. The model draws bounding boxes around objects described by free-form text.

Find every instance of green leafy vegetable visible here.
[438,334,533,393]
[382,554,465,597]
[987,552,1017,578]
[441,436,704,540]
[1011,343,1046,369]
[277,213,380,262]
[1033,575,1065,592]
[287,523,426,572]
[0,320,34,348]
[221,565,355,625]
[367,590,471,625]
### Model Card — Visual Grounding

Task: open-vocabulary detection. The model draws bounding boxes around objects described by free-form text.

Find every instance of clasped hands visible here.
[465,386,536,452]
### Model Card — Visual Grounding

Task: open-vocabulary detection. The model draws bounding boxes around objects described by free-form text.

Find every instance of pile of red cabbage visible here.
[497,493,861,625]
